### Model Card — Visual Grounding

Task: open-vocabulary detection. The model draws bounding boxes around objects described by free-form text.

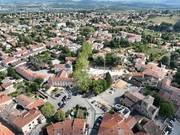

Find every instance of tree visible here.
[174,21,180,32]
[7,67,20,79]
[41,102,55,118]
[80,26,95,37]
[160,101,175,118]
[74,70,91,93]
[29,82,40,92]
[104,37,130,48]
[81,42,93,58]
[105,53,122,66]
[54,110,66,122]
[0,71,6,83]
[105,72,113,88]
[92,79,107,95]
[74,42,92,93]
[34,78,43,85]
[174,68,180,86]
[160,55,170,66]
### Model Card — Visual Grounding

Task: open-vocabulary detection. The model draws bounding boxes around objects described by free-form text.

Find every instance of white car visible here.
[114,104,121,110]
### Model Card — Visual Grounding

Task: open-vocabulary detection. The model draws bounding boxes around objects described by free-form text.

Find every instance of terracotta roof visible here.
[57,70,69,79]
[98,112,137,135]
[0,93,12,105]
[28,99,44,110]
[143,120,163,135]
[15,66,48,81]
[9,109,42,128]
[143,63,167,79]
[124,91,145,103]
[16,94,44,109]
[46,118,86,135]
[16,94,33,107]
[1,81,13,89]
[2,57,16,65]
[0,123,15,135]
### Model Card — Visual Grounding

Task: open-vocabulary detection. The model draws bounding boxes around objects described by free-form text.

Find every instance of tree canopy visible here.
[41,102,55,118]
[160,101,175,118]
[74,42,92,93]
[54,110,66,122]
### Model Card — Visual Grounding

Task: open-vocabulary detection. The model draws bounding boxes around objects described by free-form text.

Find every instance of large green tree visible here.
[80,26,95,37]
[54,110,66,122]
[160,101,175,118]
[92,79,107,95]
[41,102,55,118]
[105,72,113,88]
[74,42,92,93]
[160,55,170,67]
[174,68,180,86]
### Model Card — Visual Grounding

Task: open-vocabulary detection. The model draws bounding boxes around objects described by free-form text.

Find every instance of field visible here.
[143,29,161,38]
[148,15,180,25]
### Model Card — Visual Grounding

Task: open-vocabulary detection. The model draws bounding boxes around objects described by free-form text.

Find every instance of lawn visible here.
[148,15,180,25]
[134,44,168,62]
[143,29,161,38]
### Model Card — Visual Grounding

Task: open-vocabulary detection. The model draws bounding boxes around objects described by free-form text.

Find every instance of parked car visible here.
[58,102,65,108]
[55,93,61,98]
[93,116,103,130]
[114,104,121,111]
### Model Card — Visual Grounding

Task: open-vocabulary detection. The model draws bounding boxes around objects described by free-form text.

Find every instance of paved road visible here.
[62,95,96,133]
[46,92,96,134]
[45,84,138,135]
[170,120,180,135]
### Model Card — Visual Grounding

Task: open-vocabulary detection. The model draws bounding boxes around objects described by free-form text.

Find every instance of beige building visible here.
[9,109,46,134]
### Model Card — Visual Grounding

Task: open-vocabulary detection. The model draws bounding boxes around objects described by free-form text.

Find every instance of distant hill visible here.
[0,0,179,9]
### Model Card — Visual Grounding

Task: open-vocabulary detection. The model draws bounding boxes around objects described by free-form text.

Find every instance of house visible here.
[15,94,44,110]
[92,42,104,51]
[0,122,15,135]
[158,78,180,106]
[9,109,46,134]
[121,91,159,120]
[135,118,163,135]
[98,112,148,135]
[52,61,73,74]
[0,93,13,110]
[118,31,142,43]
[15,66,49,81]
[130,63,168,87]
[48,70,74,87]
[46,118,87,135]
[0,79,14,91]
[29,43,46,53]
[143,63,167,81]
[2,57,18,67]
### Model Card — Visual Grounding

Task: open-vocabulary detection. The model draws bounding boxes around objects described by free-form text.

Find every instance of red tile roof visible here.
[16,94,44,109]
[0,123,15,135]
[15,66,48,81]
[9,109,42,128]
[46,119,86,135]
[143,63,167,79]
[0,93,12,105]
[98,112,137,135]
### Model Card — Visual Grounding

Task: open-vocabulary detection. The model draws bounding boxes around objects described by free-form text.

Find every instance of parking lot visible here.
[98,85,138,106]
